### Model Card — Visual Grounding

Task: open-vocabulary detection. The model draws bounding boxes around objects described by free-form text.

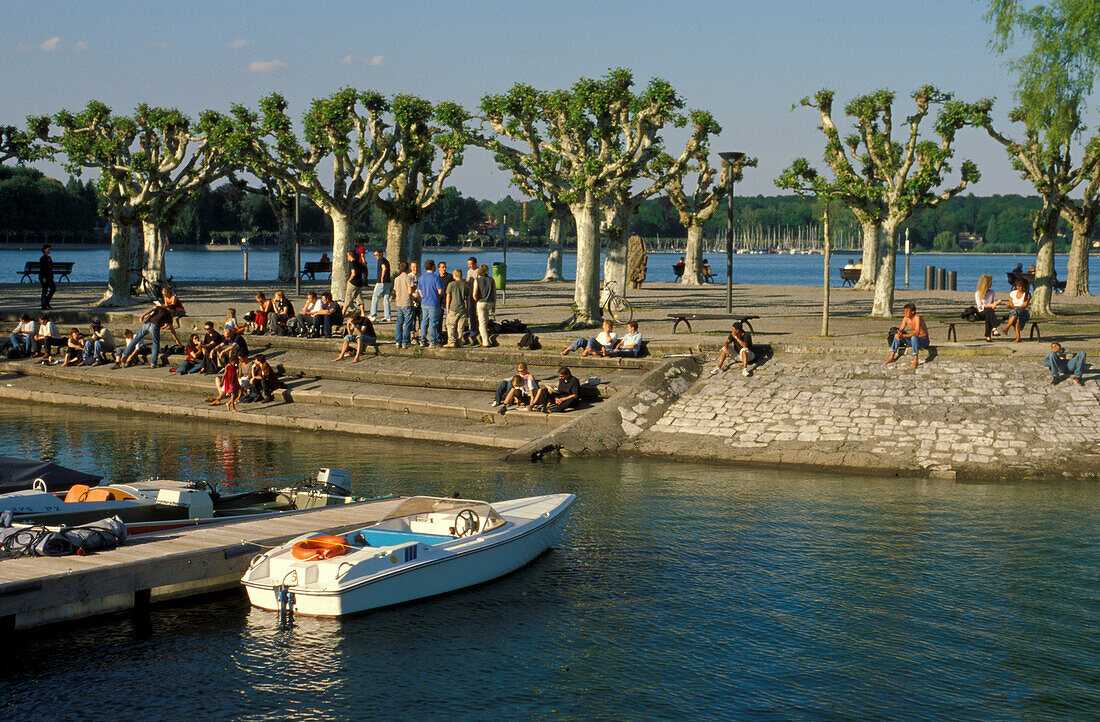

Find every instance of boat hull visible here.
[244,494,573,617]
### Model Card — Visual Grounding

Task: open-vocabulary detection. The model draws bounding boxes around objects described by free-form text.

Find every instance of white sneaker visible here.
[368,315,376,322]
[490,401,500,407]
[709,366,722,375]
[742,368,751,377]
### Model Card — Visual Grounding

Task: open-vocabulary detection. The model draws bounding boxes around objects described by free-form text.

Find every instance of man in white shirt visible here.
[32,314,62,358]
[8,314,37,356]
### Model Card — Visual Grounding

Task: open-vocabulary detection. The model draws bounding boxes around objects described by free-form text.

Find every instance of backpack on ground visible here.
[517,332,540,350]
[887,327,899,346]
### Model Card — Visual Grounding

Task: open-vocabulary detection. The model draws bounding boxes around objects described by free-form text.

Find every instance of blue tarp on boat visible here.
[0,457,103,495]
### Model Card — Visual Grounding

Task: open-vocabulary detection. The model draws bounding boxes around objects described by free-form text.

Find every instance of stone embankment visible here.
[631,353,1100,481]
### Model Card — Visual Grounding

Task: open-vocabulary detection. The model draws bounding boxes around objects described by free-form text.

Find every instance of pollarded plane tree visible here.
[666,144,757,286]
[480,69,688,321]
[128,104,235,287]
[805,87,981,317]
[987,0,1100,297]
[238,89,399,297]
[1,122,52,165]
[374,96,469,267]
[975,102,1096,314]
[225,166,300,283]
[598,97,715,298]
[474,83,573,283]
[47,102,155,305]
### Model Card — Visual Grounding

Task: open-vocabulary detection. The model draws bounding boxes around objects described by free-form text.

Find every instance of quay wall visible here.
[622,351,1100,482]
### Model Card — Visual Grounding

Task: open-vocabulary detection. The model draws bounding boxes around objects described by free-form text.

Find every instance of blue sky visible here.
[1,1,1070,200]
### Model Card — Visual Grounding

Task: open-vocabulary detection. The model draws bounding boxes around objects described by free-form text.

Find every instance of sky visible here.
[1,0,1080,200]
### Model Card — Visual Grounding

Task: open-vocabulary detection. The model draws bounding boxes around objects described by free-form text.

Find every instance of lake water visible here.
[3,248,1097,294]
[3,402,1100,719]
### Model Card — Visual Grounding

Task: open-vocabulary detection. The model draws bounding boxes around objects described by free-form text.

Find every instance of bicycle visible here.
[601,282,635,323]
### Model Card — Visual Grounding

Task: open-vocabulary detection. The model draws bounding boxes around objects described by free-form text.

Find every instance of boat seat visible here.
[85,488,115,502]
[64,484,92,503]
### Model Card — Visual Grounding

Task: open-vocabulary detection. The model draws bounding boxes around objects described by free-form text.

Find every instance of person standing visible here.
[119,303,174,368]
[444,269,470,347]
[393,262,415,348]
[369,249,392,322]
[465,256,480,342]
[472,264,496,347]
[417,259,444,347]
[343,250,368,317]
[38,244,55,310]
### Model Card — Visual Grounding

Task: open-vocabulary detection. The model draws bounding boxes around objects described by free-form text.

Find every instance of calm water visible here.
[3,248,1097,293]
[3,402,1100,719]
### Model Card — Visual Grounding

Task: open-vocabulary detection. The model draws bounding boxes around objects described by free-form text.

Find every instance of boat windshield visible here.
[380,496,504,533]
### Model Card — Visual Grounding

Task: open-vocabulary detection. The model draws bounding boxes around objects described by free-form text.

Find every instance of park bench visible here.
[942,318,1045,342]
[839,267,861,287]
[1006,270,1066,294]
[668,313,759,334]
[301,259,332,280]
[18,261,74,283]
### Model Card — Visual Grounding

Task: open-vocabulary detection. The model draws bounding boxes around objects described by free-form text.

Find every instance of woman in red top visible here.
[209,358,241,411]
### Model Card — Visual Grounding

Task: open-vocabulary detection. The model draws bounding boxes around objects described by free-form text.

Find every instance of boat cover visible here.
[0,513,127,557]
[0,456,103,494]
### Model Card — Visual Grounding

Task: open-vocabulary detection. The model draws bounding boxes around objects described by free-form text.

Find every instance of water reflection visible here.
[3,402,1100,717]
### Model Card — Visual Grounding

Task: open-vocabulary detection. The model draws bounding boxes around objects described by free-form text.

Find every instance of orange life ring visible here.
[291,535,349,561]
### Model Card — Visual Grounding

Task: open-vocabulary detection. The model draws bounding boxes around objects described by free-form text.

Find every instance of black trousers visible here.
[40,278,55,309]
[980,307,997,337]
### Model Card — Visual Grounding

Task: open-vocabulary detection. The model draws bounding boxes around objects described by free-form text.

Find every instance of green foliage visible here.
[0,166,98,233]
[933,230,959,251]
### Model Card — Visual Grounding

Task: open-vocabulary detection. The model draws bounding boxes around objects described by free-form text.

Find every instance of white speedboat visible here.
[241,493,576,617]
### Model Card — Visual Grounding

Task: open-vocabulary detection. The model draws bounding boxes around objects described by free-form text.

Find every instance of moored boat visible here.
[0,469,363,532]
[241,493,576,617]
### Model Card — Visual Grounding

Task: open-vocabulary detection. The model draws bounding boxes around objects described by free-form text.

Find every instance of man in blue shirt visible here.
[417,259,445,347]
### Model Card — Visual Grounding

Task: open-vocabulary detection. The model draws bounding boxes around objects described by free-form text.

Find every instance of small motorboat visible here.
[0,469,363,533]
[0,456,103,494]
[241,493,576,617]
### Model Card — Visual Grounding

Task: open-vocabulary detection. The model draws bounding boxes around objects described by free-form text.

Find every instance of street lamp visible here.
[718,151,745,313]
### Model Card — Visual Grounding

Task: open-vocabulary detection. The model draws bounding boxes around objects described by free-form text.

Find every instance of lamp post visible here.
[718,151,745,313]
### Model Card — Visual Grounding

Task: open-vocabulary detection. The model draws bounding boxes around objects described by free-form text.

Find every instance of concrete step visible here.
[7,359,574,428]
[0,370,540,450]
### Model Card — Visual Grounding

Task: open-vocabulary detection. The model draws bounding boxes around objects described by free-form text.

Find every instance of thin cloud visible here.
[227,39,250,51]
[247,60,287,73]
[152,41,173,50]
[340,54,353,66]
[365,55,384,67]
[39,36,62,52]
[73,40,87,52]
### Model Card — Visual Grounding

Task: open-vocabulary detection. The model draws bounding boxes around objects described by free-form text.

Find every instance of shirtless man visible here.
[885,303,929,370]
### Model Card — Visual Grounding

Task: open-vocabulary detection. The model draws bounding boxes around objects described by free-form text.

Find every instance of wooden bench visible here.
[1006,271,1066,294]
[18,261,74,283]
[668,313,759,334]
[942,318,1045,342]
[839,267,861,287]
[301,260,332,280]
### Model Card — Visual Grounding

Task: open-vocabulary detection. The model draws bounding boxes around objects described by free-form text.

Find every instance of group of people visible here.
[975,274,1032,342]
[491,362,582,414]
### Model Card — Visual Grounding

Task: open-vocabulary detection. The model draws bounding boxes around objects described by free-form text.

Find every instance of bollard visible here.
[946,270,957,291]
[936,267,946,291]
[924,265,936,290]
[242,240,249,281]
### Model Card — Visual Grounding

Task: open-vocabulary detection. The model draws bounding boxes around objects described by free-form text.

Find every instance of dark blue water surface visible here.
[3,248,1097,293]
[3,401,1100,719]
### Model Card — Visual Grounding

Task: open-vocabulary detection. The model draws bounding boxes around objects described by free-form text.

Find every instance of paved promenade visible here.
[3,276,1100,479]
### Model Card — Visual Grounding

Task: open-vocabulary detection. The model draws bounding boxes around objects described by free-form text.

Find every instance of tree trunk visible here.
[329,210,353,299]
[1065,217,1093,296]
[683,224,705,285]
[276,213,295,283]
[141,220,167,286]
[822,204,831,336]
[853,219,879,290]
[870,220,899,318]
[541,206,567,282]
[601,203,632,298]
[1032,201,1060,317]
[96,217,134,306]
[385,217,410,269]
[571,195,602,322]
[408,223,423,267]
[129,223,144,290]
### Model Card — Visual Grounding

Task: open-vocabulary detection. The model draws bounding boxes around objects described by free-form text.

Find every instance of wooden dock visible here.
[0,496,405,632]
